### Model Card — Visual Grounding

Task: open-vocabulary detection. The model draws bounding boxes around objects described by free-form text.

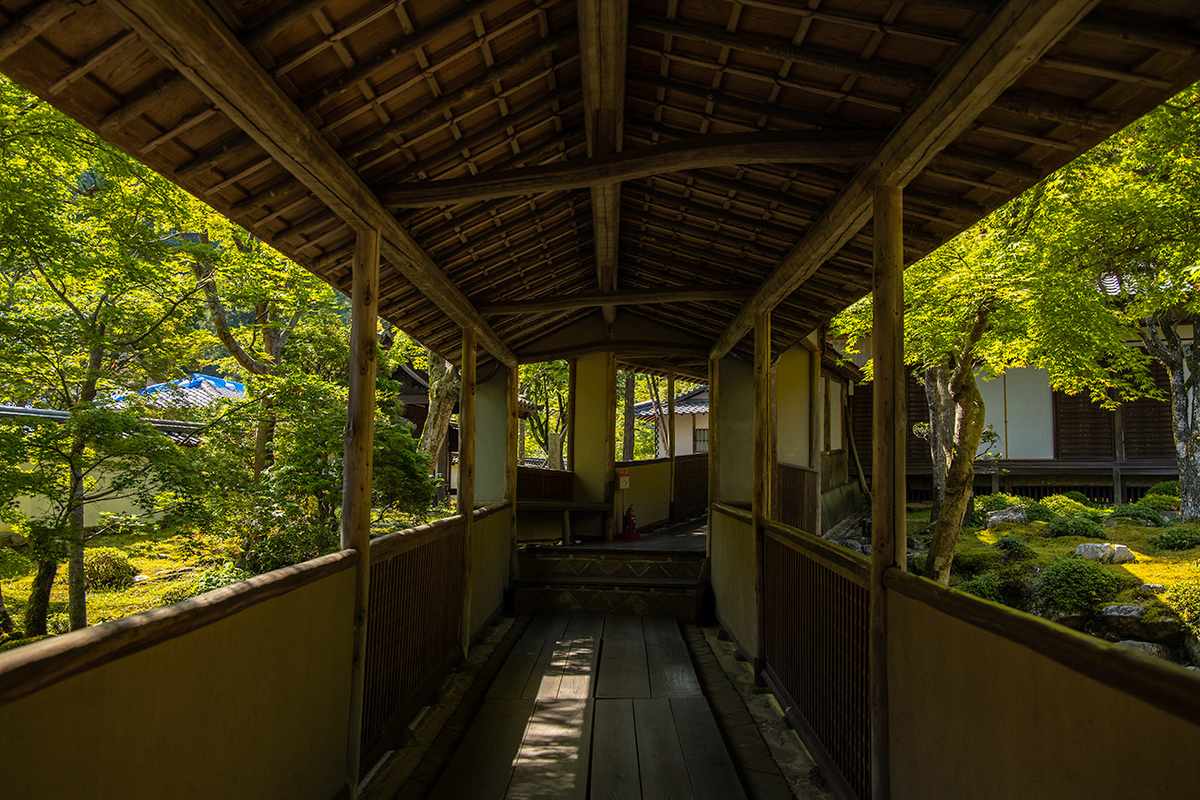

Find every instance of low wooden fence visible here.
[762,519,870,799]
[517,465,573,501]
[773,461,820,533]
[673,453,708,518]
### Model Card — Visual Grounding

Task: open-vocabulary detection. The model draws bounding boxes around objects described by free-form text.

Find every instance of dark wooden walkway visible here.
[429,611,747,800]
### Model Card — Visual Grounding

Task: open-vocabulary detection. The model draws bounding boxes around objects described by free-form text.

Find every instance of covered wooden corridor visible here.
[3,0,1200,799]
[422,611,747,800]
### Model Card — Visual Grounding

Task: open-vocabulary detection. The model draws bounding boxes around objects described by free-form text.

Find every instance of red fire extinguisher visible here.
[621,505,639,539]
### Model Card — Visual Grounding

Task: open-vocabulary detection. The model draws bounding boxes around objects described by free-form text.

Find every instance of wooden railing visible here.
[673,453,708,518]
[762,519,870,800]
[517,465,573,501]
[773,461,820,533]
[361,515,465,769]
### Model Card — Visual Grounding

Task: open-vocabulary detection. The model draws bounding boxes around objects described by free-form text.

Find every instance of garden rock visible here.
[1103,605,1147,638]
[1186,635,1200,666]
[1074,542,1136,564]
[1116,640,1172,660]
[133,575,150,584]
[985,506,1027,527]
[833,535,871,556]
[1136,583,1167,597]
[1104,514,1155,528]
[1046,609,1086,630]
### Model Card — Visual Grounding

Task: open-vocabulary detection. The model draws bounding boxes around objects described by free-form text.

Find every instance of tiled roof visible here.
[119,374,246,410]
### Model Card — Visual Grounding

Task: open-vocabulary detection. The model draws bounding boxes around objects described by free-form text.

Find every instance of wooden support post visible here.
[459,327,476,655]
[567,358,578,474]
[341,228,379,798]
[1113,402,1126,504]
[507,363,520,586]
[753,312,772,683]
[604,352,618,538]
[707,357,720,559]
[809,337,825,537]
[668,369,677,522]
[870,183,905,800]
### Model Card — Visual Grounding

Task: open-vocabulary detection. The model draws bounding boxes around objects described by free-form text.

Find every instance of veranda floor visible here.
[427,610,747,800]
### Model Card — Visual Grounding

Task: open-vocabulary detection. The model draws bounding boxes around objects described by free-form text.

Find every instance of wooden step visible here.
[514,578,711,623]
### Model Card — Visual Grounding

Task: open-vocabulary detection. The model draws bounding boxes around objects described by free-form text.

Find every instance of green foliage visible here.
[1036,559,1124,614]
[1109,504,1166,527]
[975,493,1018,513]
[1039,494,1092,518]
[957,575,1001,603]
[1136,493,1179,512]
[1148,481,1180,498]
[1162,578,1200,636]
[1154,526,1200,552]
[1046,515,1104,539]
[82,547,136,590]
[1064,491,1093,506]
[0,635,52,653]
[1025,502,1054,523]
[952,549,1002,577]
[994,534,1026,551]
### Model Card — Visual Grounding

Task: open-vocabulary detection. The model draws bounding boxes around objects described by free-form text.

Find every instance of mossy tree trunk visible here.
[0,579,15,635]
[1140,316,1200,522]
[419,351,459,466]
[622,371,635,461]
[23,559,57,636]
[924,306,990,585]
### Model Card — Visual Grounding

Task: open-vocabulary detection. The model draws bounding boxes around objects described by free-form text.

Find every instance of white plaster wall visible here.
[775,345,812,468]
[474,369,509,504]
[1003,368,1054,459]
[717,356,754,505]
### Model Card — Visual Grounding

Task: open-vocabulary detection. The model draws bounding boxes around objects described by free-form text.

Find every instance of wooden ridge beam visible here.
[710,0,1101,359]
[379,131,880,207]
[104,0,516,367]
[478,286,756,314]
[0,0,81,63]
[578,0,627,324]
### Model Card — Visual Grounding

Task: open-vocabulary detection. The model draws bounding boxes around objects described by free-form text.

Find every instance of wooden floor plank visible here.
[507,699,593,800]
[489,636,550,699]
[590,698,642,800]
[643,618,702,698]
[634,698,696,800]
[564,609,606,638]
[524,609,571,642]
[604,612,644,640]
[558,636,599,699]
[596,631,650,699]
[429,697,535,800]
[670,697,748,800]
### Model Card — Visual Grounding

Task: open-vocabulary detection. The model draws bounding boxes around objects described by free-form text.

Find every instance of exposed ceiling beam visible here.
[103,0,516,367]
[709,0,1102,360]
[577,0,627,324]
[0,0,81,62]
[478,285,756,315]
[379,131,881,207]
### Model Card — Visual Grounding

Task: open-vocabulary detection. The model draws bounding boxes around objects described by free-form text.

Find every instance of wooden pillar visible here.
[668,369,676,521]
[753,312,772,682]
[459,327,476,654]
[707,357,720,558]
[340,228,379,798]
[604,352,618,538]
[1113,402,1125,504]
[507,363,520,584]
[870,183,905,800]
[809,336,825,537]
[567,358,577,474]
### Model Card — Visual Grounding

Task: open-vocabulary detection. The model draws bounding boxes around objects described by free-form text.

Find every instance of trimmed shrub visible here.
[1064,491,1093,506]
[953,549,1002,577]
[1148,480,1180,498]
[1136,493,1180,512]
[82,547,137,589]
[1163,578,1200,636]
[1046,515,1104,539]
[974,493,1019,514]
[957,575,1001,603]
[1039,494,1092,518]
[1109,504,1166,527]
[1025,501,1054,523]
[1155,525,1200,552]
[994,535,1026,551]
[1036,559,1123,614]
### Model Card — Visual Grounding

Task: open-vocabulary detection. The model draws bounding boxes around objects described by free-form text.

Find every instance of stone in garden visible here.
[1075,542,1115,561]
[1136,583,1167,597]
[1142,616,1184,646]
[985,506,1027,527]
[1103,604,1147,638]
[133,575,150,584]
[1116,640,1172,660]
[1046,609,1086,630]
[1186,634,1200,666]
[1108,544,1137,564]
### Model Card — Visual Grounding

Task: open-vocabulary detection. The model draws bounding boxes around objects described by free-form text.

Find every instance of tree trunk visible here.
[547,429,566,470]
[67,449,87,631]
[924,363,955,522]
[252,395,276,480]
[1138,319,1200,521]
[23,559,57,636]
[926,369,986,584]
[622,371,635,461]
[0,579,15,635]
[420,351,459,464]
